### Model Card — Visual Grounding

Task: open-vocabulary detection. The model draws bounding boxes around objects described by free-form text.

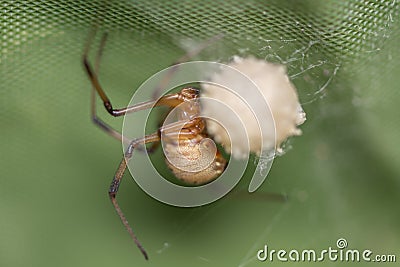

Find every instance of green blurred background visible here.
[1,0,399,266]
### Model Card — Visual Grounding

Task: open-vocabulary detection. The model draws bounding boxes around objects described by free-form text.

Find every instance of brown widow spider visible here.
[82,32,227,260]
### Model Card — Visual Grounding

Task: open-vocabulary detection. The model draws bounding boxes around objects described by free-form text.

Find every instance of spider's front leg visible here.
[82,31,130,143]
[83,31,166,149]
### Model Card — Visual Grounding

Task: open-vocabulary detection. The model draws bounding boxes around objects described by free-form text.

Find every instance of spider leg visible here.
[83,32,154,117]
[107,92,202,257]
[83,32,186,146]
[108,132,160,260]
[83,38,189,118]
[85,32,129,142]
[83,25,212,120]
[88,34,159,151]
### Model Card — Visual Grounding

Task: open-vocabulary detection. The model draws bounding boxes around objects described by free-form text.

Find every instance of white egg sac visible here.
[201,56,306,159]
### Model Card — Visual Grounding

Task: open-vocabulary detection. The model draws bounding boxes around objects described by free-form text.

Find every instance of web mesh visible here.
[2,0,398,116]
[1,1,399,267]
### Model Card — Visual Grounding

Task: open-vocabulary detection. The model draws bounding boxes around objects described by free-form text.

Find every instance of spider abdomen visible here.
[164,135,226,185]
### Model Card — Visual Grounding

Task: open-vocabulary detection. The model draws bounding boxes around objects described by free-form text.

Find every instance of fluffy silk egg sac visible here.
[200,56,306,159]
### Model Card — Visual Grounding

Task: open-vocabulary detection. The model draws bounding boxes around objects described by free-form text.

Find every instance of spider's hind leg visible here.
[108,133,160,260]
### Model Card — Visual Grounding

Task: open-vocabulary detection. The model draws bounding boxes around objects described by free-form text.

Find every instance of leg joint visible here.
[108,178,120,195]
